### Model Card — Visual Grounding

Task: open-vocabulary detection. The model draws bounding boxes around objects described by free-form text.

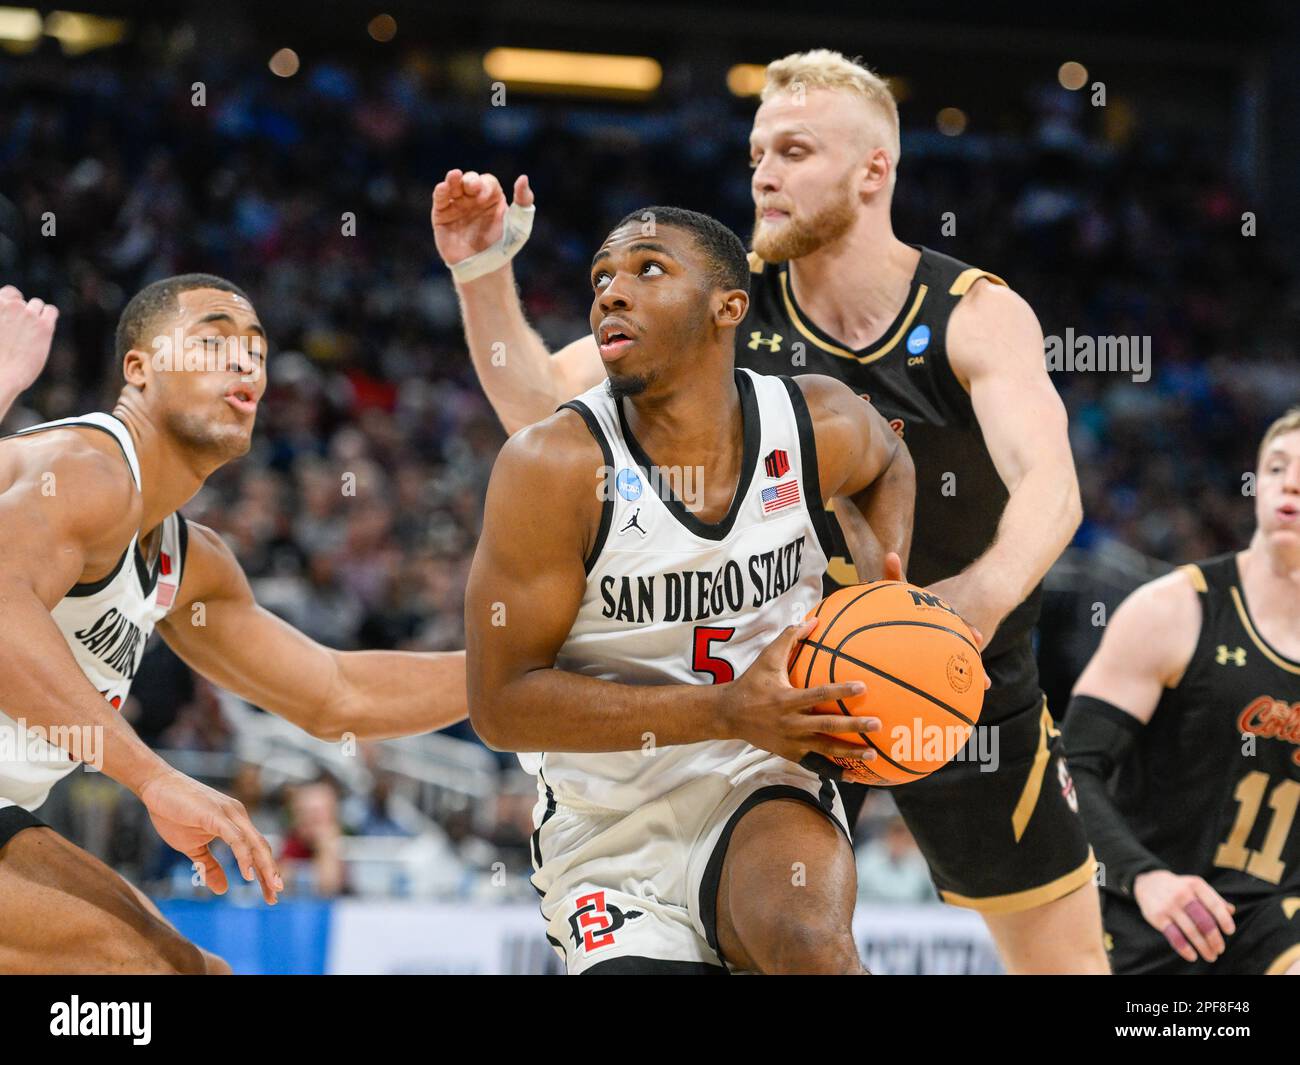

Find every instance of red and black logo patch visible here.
[567,890,644,953]
[764,448,790,479]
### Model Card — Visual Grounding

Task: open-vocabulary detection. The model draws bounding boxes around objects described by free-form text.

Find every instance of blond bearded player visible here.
[0,274,466,974]
[435,51,1103,973]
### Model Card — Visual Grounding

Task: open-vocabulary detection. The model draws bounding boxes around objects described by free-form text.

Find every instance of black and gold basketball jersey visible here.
[736,245,1040,714]
[1113,553,1300,900]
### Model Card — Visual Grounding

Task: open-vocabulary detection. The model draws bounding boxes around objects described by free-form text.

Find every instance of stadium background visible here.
[1,0,1296,972]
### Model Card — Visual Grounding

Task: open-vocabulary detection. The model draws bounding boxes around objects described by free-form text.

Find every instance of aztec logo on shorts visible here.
[1057,758,1079,813]
[567,890,644,953]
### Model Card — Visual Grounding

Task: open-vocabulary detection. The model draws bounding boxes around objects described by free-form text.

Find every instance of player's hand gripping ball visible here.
[788,581,986,785]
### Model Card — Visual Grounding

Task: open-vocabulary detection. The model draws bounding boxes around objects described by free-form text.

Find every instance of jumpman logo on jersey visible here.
[619,508,648,538]
[1216,644,1247,667]
[747,331,782,352]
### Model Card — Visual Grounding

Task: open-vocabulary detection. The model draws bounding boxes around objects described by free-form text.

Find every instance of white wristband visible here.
[448,202,537,283]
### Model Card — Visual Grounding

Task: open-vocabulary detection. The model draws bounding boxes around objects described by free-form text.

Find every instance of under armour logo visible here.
[1216,644,1247,667]
[619,508,647,538]
[747,331,782,352]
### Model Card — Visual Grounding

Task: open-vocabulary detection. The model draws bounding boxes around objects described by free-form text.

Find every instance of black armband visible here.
[1062,695,1168,896]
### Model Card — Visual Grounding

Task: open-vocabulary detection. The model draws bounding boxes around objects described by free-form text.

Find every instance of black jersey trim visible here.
[697,784,849,961]
[780,376,836,562]
[1231,586,1300,674]
[174,511,190,602]
[11,416,138,487]
[134,536,161,599]
[63,548,129,598]
[777,264,926,364]
[11,417,140,599]
[530,765,558,870]
[583,956,728,975]
[615,369,760,543]
[0,805,46,850]
[557,400,615,575]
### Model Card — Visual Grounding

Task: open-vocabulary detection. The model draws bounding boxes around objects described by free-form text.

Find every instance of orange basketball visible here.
[787,580,985,786]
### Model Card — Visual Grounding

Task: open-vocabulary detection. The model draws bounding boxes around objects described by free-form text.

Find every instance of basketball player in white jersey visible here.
[0,285,57,419]
[0,273,467,973]
[439,51,1101,975]
[466,208,915,973]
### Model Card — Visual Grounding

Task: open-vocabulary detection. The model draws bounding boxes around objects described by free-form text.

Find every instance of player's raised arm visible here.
[0,287,58,420]
[0,434,281,903]
[433,170,604,434]
[1062,571,1237,963]
[794,373,914,581]
[464,412,872,765]
[159,521,467,742]
[936,281,1083,645]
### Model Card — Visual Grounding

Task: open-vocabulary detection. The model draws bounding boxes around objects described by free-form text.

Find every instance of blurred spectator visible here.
[281,776,347,897]
[856,816,937,904]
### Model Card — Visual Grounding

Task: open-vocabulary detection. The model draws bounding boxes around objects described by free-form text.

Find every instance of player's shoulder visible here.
[948,273,1037,333]
[789,372,873,424]
[170,518,252,606]
[495,406,607,492]
[0,425,140,534]
[1122,566,1205,619]
[1108,566,1204,655]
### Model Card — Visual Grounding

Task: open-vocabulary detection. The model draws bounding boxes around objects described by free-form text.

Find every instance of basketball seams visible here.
[840,617,980,655]
[802,635,977,727]
[799,581,905,689]
[789,581,984,783]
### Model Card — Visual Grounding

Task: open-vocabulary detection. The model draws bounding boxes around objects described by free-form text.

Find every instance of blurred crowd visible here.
[2,38,1295,903]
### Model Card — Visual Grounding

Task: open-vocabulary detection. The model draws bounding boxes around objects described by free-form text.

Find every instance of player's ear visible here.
[860,146,891,198]
[121,347,149,388]
[717,288,749,329]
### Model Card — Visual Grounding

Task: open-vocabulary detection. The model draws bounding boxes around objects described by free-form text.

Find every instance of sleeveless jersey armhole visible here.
[557,400,615,575]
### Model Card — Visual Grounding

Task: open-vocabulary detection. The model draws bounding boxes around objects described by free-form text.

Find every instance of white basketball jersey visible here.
[0,413,188,811]
[521,368,833,811]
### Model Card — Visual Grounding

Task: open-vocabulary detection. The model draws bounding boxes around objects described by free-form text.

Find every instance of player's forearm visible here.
[470,667,732,753]
[0,377,23,420]
[1061,698,1167,894]
[834,437,915,580]
[328,649,468,741]
[0,582,172,795]
[454,268,564,434]
[964,460,1081,616]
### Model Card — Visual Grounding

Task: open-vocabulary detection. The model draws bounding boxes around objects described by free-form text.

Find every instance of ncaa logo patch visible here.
[906,324,930,355]
[615,468,643,501]
[567,890,644,953]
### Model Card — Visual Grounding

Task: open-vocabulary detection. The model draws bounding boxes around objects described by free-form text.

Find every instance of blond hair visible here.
[762,50,901,173]
[1259,406,1300,466]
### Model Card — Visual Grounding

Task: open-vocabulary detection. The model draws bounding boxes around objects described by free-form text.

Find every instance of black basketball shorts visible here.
[1104,890,1300,974]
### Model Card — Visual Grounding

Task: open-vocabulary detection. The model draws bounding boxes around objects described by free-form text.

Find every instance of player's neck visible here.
[787,222,919,349]
[621,370,743,494]
[1240,538,1300,623]
[110,400,210,533]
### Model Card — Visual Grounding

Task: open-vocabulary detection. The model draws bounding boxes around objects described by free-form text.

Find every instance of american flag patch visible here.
[155,582,176,609]
[760,480,800,514]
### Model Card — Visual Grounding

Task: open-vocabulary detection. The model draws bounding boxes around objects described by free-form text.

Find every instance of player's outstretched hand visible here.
[0,286,58,405]
[432,169,533,267]
[1133,869,1236,964]
[139,769,283,905]
[718,619,879,770]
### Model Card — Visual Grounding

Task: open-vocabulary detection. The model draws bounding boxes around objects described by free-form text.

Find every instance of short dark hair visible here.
[611,206,750,295]
[114,273,252,361]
